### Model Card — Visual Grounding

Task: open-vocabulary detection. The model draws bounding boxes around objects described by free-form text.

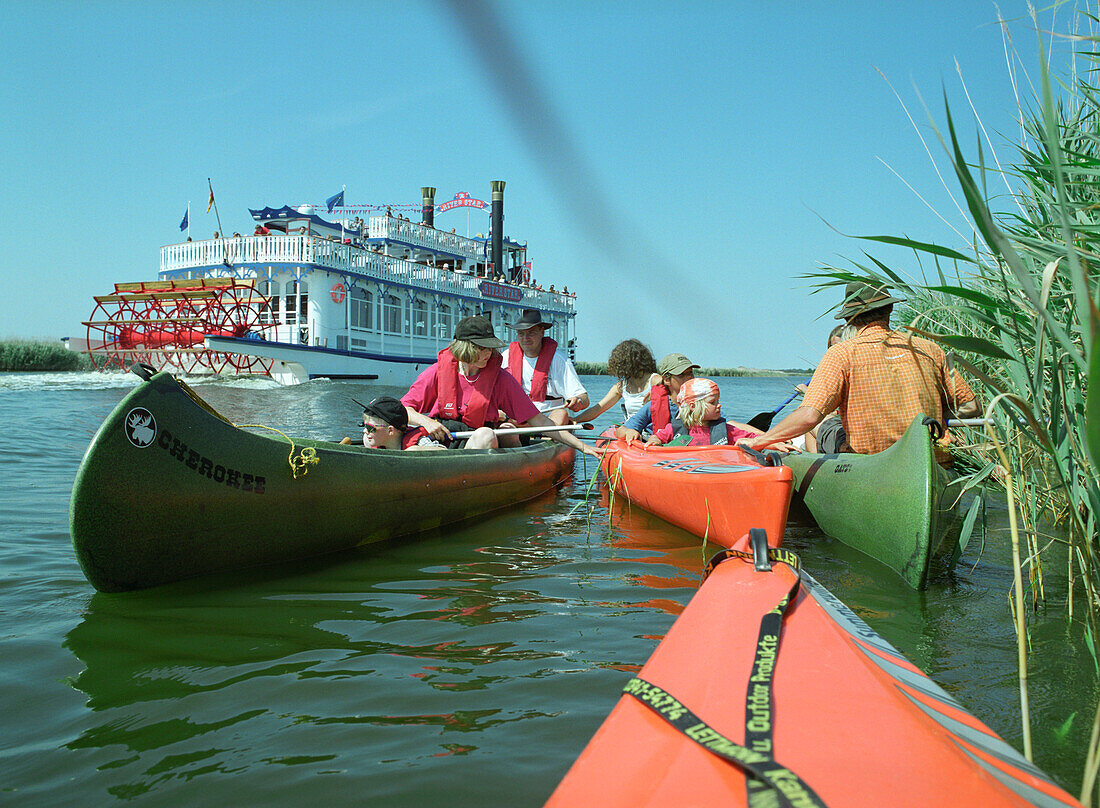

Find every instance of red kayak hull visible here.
[549,550,1081,808]
[599,432,793,549]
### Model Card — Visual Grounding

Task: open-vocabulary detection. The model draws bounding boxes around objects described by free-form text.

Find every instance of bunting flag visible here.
[206,189,215,213]
[326,189,345,212]
[179,208,189,231]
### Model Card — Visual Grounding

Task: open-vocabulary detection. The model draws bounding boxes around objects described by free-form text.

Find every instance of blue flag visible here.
[179,208,189,231]
[326,189,344,212]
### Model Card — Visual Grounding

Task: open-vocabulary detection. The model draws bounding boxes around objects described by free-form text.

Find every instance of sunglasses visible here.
[360,421,389,431]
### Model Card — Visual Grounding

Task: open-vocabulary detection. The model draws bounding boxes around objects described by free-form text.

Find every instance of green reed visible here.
[0,339,95,372]
[808,12,1100,799]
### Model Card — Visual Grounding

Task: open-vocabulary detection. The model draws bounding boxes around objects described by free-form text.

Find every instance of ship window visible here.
[351,287,373,330]
[383,294,403,334]
[284,281,299,323]
[259,280,278,324]
[412,297,428,336]
[299,281,308,322]
[437,303,453,338]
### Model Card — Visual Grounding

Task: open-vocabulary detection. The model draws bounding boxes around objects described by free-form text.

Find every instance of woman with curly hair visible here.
[574,338,662,423]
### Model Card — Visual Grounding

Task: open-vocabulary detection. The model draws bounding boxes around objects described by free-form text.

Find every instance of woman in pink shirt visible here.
[402,316,600,456]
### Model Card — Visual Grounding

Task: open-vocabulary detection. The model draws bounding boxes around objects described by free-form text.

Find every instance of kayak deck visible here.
[548,547,1081,807]
[782,414,964,588]
[599,433,794,550]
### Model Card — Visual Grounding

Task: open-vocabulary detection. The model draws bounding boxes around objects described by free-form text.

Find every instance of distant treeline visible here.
[574,361,812,377]
[0,340,96,372]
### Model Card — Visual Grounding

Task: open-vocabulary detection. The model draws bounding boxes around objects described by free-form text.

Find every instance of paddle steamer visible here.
[76,182,577,385]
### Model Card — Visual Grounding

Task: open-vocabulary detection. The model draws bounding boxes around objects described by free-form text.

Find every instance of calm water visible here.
[0,371,1093,806]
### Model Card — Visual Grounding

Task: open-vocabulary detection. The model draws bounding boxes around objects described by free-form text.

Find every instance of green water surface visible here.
[0,372,1092,805]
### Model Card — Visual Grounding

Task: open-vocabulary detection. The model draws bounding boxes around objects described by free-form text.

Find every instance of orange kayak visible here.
[548,542,1082,808]
[598,431,794,549]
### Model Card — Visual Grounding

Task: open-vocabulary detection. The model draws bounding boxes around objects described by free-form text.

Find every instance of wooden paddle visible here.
[449,423,595,439]
[746,378,811,431]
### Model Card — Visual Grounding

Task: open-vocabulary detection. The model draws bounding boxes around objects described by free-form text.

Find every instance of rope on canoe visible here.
[236,423,320,479]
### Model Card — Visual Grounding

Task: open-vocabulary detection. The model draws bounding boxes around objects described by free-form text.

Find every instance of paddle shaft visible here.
[946,418,993,427]
[746,377,811,432]
[449,423,594,439]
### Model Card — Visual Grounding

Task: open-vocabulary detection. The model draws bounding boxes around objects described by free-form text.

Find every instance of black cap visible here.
[354,396,408,430]
[511,308,551,330]
[453,315,506,348]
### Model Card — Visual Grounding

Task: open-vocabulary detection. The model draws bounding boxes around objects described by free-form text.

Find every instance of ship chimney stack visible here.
[491,180,505,279]
[421,187,436,228]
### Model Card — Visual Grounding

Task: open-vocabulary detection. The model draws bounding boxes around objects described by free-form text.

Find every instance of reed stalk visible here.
[808,8,1100,795]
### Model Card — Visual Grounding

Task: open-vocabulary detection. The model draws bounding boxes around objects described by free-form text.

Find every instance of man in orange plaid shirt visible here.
[741,281,979,465]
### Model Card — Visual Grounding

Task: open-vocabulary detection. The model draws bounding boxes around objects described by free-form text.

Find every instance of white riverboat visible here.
[77,183,578,385]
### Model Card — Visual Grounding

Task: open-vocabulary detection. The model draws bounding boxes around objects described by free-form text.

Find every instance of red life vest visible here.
[650,383,672,431]
[507,338,557,402]
[435,347,503,428]
[401,426,431,449]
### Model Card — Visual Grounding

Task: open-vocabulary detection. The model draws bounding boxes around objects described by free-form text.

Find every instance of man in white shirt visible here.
[505,309,589,425]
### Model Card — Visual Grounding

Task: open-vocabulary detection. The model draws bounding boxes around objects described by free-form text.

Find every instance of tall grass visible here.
[810,12,1100,800]
[0,340,94,371]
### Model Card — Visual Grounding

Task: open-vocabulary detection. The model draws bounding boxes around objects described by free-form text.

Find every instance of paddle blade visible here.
[747,411,775,431]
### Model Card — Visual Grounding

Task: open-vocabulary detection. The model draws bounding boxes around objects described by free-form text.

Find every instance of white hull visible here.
[204,336,429,386]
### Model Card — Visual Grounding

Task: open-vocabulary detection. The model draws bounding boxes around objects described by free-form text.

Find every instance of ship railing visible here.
[367,215,487,259]
[160,235,575,311]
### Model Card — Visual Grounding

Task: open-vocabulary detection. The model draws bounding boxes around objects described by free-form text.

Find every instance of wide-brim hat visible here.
[834,281,905,320]
[657,352,700,376]
[453,315,506,348]
[511,308,551,331]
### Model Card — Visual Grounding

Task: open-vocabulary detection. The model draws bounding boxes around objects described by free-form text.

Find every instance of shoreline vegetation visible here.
[813,10,1100,800]
[0,339,95,372]
[573,361,811,377]
[0,340,811,377]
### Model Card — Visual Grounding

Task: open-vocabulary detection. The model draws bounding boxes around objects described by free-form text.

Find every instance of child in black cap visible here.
[342,396,444,450]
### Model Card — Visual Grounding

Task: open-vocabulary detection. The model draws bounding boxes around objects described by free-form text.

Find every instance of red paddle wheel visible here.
[83,278,274,376]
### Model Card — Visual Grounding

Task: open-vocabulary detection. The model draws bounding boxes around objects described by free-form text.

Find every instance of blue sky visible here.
[0,1,1073,369]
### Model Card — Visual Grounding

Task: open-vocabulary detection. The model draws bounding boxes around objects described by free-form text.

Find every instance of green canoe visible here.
[70,368,576,592]
[782,415,964,589]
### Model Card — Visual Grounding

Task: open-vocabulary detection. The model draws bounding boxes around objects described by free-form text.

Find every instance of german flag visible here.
[206,188,215,213]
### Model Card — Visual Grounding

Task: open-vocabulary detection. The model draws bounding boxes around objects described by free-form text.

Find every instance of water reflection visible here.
[60,486,705,803]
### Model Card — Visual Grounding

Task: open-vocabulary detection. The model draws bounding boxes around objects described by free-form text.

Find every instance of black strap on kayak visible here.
[922,415,944,440]
[624,543,827,808]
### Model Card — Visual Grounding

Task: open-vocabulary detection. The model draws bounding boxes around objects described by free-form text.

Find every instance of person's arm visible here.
[952,397,981,419]
[573,381,622,423]
[739,406,824,450]
[525,411,602,458]
[617,401,652,441]
[945,365,980,420]
[405,406,451,442]
[564,392,590,413]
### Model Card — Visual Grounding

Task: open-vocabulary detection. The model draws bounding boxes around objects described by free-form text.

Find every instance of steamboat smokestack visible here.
[421,187,436,228]
[491,180,505,279]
